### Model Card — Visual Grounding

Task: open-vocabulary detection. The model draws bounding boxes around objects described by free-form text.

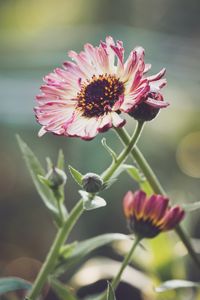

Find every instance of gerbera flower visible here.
[123,190,185,238]
[35,37,169,140]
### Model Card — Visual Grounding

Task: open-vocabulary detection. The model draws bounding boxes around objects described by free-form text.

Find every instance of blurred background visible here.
[0,0,200,299]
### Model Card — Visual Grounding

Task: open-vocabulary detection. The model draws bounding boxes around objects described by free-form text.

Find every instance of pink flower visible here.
[35,37,169,140]
[123,190,185,238]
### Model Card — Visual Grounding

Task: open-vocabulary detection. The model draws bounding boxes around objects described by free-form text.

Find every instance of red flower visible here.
[123,190,185,238]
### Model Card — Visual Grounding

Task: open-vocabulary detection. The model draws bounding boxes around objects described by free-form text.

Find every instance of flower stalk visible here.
[102,121,144,182]
[26,200,84,300]
[111,236,141,290]
[99,236,142,300]
[115,126,200,269]
[26,122,144,300]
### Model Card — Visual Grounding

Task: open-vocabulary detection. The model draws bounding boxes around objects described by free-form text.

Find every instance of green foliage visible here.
[101,138,117,162]
[155,279,200,292]
[125,164,153,195]
[16,135,67,225]
[182,202,200,212]
[69,165,83,186]
[109,162,153,195]
[79,190,106,210]
[60,241,78,258]
[106,282,116,300]
[56,233,129,275]
[50,278,77,300]
[57,149,65,170]
[0,277,31,295]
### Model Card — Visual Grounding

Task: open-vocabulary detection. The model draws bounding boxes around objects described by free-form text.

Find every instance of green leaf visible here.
[124,164,153,196]
[50,278,77,300]
[106,282,116,300]
[56,233,129,275]
[155,280,200,292]
[60,242,78,258]
[69,165,83,186]
[182,202,200,212]
[46,157,53,171]
[16,135,59,215]
[101,138,117,162]
[79,190,106,210]
[38,175,52,187]
[109,164,135,179]
[0,277,31,295]
[125,164,143,182]
[101,178,117,191]
[139,179,153,196]
[57,149,65,170]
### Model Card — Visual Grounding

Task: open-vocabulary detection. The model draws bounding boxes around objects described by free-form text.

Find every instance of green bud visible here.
[46,167,67,190]
[82,173,103,193]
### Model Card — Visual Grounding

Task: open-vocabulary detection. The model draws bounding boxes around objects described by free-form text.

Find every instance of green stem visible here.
[27,122,144,300]
[111,236,141,290]
[27,200,84,300]
[115,127,200,269]
[102,121,144,182]
[100,236,141,300]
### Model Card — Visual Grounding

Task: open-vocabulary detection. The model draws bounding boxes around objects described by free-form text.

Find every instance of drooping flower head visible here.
[35,37,169,140]
[128,69,168,121]
[123,190,185,238]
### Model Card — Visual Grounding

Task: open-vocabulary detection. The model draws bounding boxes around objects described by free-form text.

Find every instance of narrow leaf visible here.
[101,178,117,191]
[182,202,200,212]
[56,233,129,275]
[69,165,83,186]
[50,278,77,300]
[46,157,53,171]
[125,164,143,182]
[60,242,78,258]
[155,280,200,293]
[16,135,59,215]
[125,164,153,196]
[101,138,117,162]
[106,282,116,300]
[0,277,31,295]
[57,149,65,170]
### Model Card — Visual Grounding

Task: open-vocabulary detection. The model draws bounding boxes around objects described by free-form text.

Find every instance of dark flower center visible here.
[77,74,124,117]
[129,217,161,238]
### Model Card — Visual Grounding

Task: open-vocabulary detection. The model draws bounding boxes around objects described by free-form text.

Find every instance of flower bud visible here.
[82,173,103,193]
[123,190,185,239]
[128,92,169,122]
[46,167,67,190]
[128,101,160,121]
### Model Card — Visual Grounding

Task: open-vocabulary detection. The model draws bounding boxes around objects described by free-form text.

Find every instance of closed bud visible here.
[128,101,160,121]
[82,173,103,193]
[128,92,169,122]
[46,167,67,190]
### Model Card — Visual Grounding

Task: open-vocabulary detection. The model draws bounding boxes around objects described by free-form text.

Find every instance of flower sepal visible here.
[68,165,83,186]
[79,190,107,211]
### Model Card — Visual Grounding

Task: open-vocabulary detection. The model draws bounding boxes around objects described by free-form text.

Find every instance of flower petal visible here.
[145,97,169,108]
[123,191,134,218]
[132,190,146,220]
[161,206,185,230]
